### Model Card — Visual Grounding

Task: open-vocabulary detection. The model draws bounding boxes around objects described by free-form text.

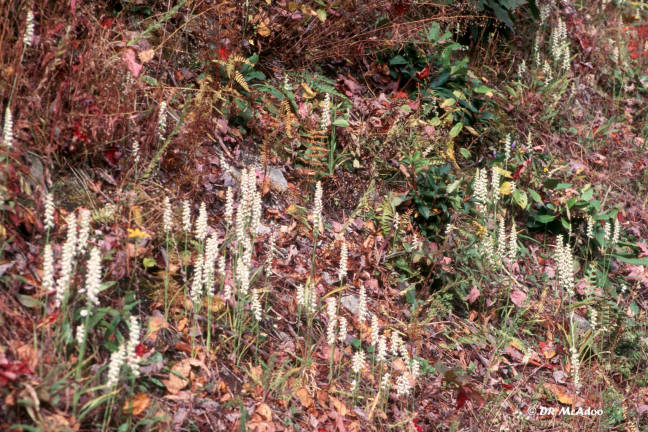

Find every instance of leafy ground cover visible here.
[1,1,648,431]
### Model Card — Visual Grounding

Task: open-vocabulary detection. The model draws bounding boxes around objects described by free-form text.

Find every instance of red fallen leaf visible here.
[100,16,114,28]
[42,311,59,325]
[391,0,410,17]
[456,385,470,409]
[104,147,122,166]
[412,418,424,432]
[513,158,532,180]
[219,45,230,61]
[501,383,513,389]
[0,360,32,386]
[135,344,147,357]
[392,90,409,99]
[456,384,485,410]
[72,121,89,145]
[415,65,430,80]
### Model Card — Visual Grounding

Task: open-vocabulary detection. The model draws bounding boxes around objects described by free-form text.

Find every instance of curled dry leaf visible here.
[123,392,150,416]
[295,387,313,408]
[122,48,142,77]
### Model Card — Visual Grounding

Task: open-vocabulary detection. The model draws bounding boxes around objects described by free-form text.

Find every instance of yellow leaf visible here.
[440,98,456,108]
[543,383,575,405]
[499,181,512,195]
[131,205,143,225]
[295,387,313,408]
[257,22,271,37]
[127,228,150,240]
[301,83,317,99]
[123,392,150,415]
[138,49,155,64]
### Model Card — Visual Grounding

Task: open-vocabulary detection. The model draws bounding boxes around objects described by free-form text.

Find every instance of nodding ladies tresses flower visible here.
[195,202,208,242]
[358,285,367,323]
[250,191,262,236]
[55,213,77,308]
[76,323,85,346]
[182,200,191,233]
[395,373,412,398]
[555,235,574,297]
[338,240,348,281]
[410,359,421,381]
[106,342,126,387]
[497,217,507,258]
[473,168,488,210]
[157,101,167,139]
[77,209,91,255]
[203,233,219,297]
[370,314,379,347]
[312,181,323,236]
[126,316,141,378]
[338,316,348,344]
[586,216,594,239]
[163,197,173,233]
[132,140,140,164]
[569,342,581,392]
[377,335,388,362]
[42,244,55,294]
[224,187,234,226]
[3,106,13,147]
[190,253,204,304]
[44,192,55,231]
[23,10,35,46]
[85,247,102,307]
[603,221,611,243]
[321,93,331,130]
[351,350,366,375]
[391,332,402,357]
[504,134,511,163]
[508,218,517,262]
[326,311,337,346]
[612,218,621,245]
[491,167,501,202]
[296,281,316,313]
[380,373,391,392]
[236,257,250,296]
[251,288,262,321]
[296,284,305,308]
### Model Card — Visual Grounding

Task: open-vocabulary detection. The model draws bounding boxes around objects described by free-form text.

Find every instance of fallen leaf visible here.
[122,48,142,77]
[330,395,349,417]
[544,383,575,405]
[509,289,527,308]
[138,49,155,63]
[162,359,192,394]
[123,392,150,415]
[295,387,313,408]
[466,286,480,304]
[256,402,272,421]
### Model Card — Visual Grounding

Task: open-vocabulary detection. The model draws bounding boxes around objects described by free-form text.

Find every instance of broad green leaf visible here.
[142,257,156,268]
[17,294,41,309]
[535,214,556,223]
[513,189,528,209]
[449,122,463,138]
[528,189,542,203]
[459,147,471,158]
[332,118,349,127]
